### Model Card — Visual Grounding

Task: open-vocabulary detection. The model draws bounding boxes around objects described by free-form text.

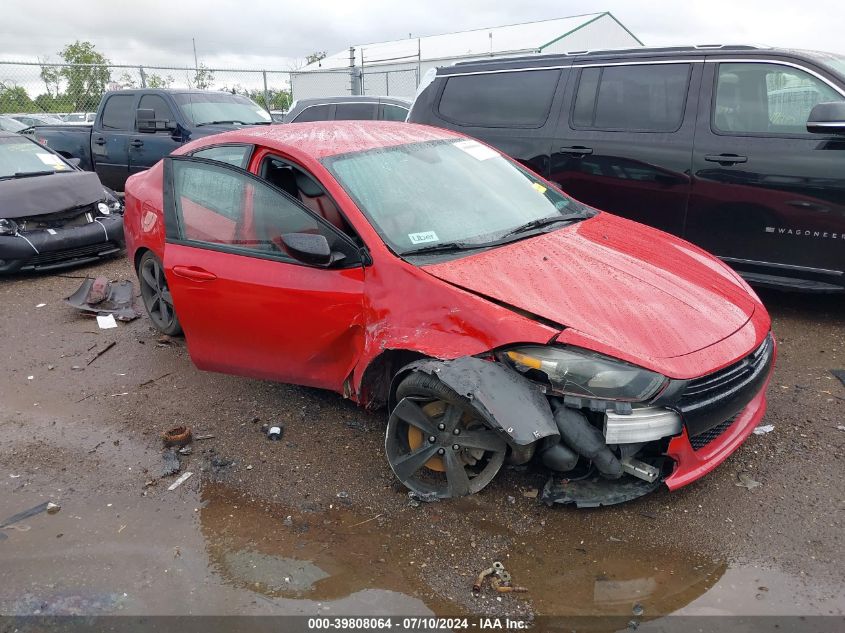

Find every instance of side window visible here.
[191,144,252,168]
[101,94,135,130]
[714,62,843,135]
[172,160,327,256]
[572,64,691,132]
[334,103,377,120]
[381,104,409,121]
[137,94,175,123]
[292,104,332,123]
[437,69,560,127]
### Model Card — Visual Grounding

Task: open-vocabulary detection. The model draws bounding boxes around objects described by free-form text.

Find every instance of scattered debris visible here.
[139,372,172,388]
[283,515,293,527]
[349,514,383,528]
[408,491,438,506]
[36,303,46,308]
[167,471,193,491]
[96,314,118,329]
[87,341,117,366]
[753,424,775,435]
[837,425,845,432]
[162,426,192,447]
[474,561,527,594]
[246,465,253,471]
[267,425,283,441]
[523,488,539,499]
[178,446,192,456]
[27,375,34,380]
[65,277,139,321]
[194,434,215,441]
[736,472,762,489]
[46,502,61,515]
[9,474,21,479]
[88,441,105,454]
[336,491,349,499]
[632,602,644,617]
[160,450,181,477]
[831,369,845,388]
[156,335,174,347]
[0,501,60,530]
[210,456,233,475]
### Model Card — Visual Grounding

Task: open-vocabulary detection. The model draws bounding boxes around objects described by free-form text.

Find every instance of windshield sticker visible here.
[532,182,547,194]
[453,140,499,161]
[408,230,439,244]
[36,153,67,169]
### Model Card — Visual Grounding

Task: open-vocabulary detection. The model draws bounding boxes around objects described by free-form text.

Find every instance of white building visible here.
[291,12,643,99]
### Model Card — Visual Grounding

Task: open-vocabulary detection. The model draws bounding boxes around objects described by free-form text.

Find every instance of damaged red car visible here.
[123,122,775,507]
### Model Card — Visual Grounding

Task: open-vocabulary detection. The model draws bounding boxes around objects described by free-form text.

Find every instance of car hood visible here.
[422,213,758,364]
[0,170,104,218]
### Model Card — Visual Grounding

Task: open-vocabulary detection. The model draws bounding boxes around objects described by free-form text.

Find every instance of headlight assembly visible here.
[498,345,666,402]
[0,218,19,236]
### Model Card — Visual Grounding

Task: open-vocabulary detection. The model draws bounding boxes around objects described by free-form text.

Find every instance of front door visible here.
[129,93,182,175]
[161,156,366,391]
[687,59,845,288]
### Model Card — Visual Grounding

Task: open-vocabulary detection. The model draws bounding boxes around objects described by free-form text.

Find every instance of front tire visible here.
[385,371,507,498]
[138,251,182,336]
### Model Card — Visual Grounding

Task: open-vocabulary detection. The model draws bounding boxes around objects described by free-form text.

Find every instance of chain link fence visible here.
[0,60,422,121]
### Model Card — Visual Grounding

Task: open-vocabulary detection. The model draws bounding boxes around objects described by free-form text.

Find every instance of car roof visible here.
[184,121,458,159]
[439,44,832,74]
[293,96,412,106]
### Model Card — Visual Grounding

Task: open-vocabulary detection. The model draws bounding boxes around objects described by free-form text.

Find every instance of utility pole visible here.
[192,38,198,72]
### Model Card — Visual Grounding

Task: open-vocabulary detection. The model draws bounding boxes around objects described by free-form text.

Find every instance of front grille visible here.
[689,416,736,450]
[676,333,774,437]
[28,241,120,266]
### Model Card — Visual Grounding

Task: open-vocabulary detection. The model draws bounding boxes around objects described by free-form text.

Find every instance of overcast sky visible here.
[1,0,843,70]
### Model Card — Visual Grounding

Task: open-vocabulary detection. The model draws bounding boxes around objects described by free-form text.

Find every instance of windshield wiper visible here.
[402,241,487,256]
[195,120,266,127]
[500,213,585,239]
[9,170,56,179]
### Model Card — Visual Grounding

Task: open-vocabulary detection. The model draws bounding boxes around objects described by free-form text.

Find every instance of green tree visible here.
[192,64,214,90]
[306,51,327,65]
[0,81,35,113]
[146,73,174,89]
[248,88,292,111]
[38,58,61,99]
[118,71,138,89]
[59,41,111,111]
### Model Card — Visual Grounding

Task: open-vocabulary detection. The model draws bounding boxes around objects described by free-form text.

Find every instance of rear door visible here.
[129,93,182,175]
[550,59,702,236]
[431,67,568,177]
[92,92,136,190]
[686,58,845,288]
[160,156,365,389]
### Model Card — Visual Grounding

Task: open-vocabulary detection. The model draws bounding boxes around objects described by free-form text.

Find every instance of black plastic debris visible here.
[0,501,61,540]
[831,369,845,388]
[160,450,181,477]
[65,276,139,321]
[541,475,660,508]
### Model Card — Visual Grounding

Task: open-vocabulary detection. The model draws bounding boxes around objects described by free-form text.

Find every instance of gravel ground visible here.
[0,255,843,619]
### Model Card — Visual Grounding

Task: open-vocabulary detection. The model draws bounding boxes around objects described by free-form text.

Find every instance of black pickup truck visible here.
[29,89,272,191]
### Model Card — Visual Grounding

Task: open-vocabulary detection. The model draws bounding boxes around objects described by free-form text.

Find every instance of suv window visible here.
[138,94,175,124]
[191,144,252,168]
[438,69,560,127]
[172,159,327,256]
[381,104,409,121]
[292,104,332,123]
[572,64,691,132]
[714,62,843,135]
[101,94,135,130]
[334,103,376,120]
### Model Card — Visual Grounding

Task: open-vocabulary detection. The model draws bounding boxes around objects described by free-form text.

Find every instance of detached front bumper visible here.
[0,215,124,274]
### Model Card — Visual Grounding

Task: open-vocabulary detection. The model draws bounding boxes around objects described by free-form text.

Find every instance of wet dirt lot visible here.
[1,256,843,626]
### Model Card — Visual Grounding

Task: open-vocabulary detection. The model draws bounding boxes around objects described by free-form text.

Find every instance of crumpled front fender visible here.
[392,357,559,446]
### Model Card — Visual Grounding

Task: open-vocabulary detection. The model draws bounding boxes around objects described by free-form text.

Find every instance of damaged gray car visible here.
[0,131,124,274]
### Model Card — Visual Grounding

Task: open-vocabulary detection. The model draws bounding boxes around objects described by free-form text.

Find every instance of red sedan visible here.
[124,122,774,507]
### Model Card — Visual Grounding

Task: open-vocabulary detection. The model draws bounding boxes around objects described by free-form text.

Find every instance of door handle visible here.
[130,139,144,148]
[172,265,217,282]
[704,153,747,165]
[560,146,593,156]
[93,137,106,145]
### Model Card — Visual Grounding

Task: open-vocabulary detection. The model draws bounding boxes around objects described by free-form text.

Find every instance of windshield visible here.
[0,116,27,132]
[173,93,271,126]
[324,139,591,254]
[0,136,71,179]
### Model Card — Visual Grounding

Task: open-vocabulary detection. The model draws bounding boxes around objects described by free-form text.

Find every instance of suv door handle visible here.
[172,265,217,282]
[93,137,106,145]
[704,153,747,165]
[130,139,144,148]
[560,146,593,156]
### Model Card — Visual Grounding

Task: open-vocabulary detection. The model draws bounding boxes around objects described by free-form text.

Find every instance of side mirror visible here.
[807,102,845,135]
[279,232,342,266]
[137,108,177,133]
[66,157,81,168]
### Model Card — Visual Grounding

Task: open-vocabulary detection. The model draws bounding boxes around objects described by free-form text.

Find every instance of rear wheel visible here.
[138,250,182,336]
[386,371,507,498]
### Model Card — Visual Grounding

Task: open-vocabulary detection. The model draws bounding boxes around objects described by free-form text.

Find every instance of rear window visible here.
[572,64,691,132]
[334,103,377,120]
[437,69,560,128]
[101,94,135,130]
[292,104,332,123]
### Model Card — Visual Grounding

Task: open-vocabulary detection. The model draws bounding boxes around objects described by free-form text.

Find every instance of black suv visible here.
[409,45,845,292]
